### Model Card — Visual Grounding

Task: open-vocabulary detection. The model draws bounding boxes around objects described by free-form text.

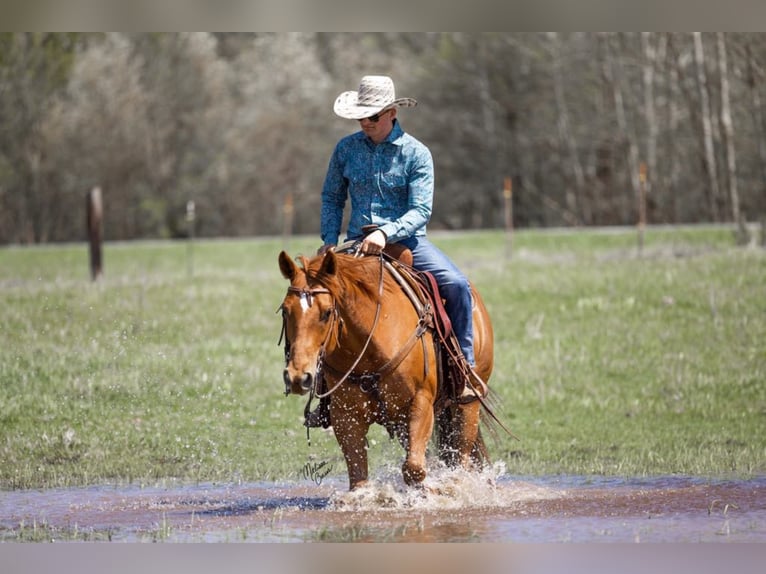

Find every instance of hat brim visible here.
[333,91,417,119]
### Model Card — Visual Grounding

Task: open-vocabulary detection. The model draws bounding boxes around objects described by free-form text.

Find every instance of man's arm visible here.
[377,145,434,243]
[320,144,347,247]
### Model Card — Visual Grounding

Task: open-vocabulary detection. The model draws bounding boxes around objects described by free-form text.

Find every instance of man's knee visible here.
[447,275,471,300]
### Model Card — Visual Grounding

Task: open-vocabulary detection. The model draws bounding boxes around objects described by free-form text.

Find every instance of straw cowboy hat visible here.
[333,75,417,119]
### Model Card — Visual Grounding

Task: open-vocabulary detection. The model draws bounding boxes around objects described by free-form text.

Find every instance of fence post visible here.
[186,200,196,278]
[86,187,103,281]
[504,177,513,261]
[283,192,294,251]
[637,163,647,256]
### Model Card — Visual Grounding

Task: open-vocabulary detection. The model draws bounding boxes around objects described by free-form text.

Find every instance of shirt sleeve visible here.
[320,143,347,246]
[378,144,434,243]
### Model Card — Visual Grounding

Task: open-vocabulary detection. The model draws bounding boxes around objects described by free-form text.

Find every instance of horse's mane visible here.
[301,253,394,303]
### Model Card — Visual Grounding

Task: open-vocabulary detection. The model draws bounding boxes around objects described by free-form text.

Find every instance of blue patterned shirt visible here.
[320,120,434,246]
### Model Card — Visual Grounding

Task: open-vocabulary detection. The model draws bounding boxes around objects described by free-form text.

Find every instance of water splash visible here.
[329,461,563,512]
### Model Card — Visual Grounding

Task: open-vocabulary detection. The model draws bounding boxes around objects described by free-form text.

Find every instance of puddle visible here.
[1,466,764,542]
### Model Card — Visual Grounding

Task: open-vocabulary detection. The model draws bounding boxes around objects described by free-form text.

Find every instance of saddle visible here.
[359,225,452,340]
[382,250,473,407]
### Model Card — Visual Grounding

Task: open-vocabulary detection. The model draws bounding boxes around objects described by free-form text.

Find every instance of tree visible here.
[693,32,722,222]
[0,33,86,243]
[717,33,744,233]
[2,33,766,244]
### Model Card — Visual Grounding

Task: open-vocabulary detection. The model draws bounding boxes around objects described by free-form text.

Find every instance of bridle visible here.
[279,285,336,388]
[285,285,331,309]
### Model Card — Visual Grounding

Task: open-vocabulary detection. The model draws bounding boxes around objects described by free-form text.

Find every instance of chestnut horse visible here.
[278,249,494,490]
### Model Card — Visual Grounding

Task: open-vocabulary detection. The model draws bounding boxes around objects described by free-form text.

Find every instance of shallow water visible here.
[1,466,764,542]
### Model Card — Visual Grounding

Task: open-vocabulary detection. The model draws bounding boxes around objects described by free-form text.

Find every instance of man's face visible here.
[358,109,396,143]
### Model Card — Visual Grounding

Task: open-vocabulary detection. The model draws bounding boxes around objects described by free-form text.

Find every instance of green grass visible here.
[1,226,764,490]
[0,519,116,542]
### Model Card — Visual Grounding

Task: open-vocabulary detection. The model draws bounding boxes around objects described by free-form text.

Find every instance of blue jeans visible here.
[400,236,475,366]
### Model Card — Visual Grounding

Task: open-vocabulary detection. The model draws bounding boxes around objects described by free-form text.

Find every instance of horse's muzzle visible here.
[283,368,313,395]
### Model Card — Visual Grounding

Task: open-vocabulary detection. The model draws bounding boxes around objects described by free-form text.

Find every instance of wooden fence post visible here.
[283,192,294,251]
[186,200,196,278]
[638,163,647,256]
[86,187,103,281]
[504,177,513,261]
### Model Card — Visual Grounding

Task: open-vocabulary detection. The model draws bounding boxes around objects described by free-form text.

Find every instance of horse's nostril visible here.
[283,369,313,393]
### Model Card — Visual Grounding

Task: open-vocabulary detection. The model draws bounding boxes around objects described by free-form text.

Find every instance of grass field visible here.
[1,226,764,490]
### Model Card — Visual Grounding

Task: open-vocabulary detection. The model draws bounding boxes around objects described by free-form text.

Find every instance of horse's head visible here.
[278,250,338,396]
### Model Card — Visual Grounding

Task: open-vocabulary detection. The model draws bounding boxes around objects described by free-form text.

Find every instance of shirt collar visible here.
[386,119,405,144]
[363,119,405,147]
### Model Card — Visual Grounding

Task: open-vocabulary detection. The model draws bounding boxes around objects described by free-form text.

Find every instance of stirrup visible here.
[459,367,488,402]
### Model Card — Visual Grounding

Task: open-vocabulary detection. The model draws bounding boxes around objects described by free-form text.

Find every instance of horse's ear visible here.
[319,250,337,277]
[278,251,298,281]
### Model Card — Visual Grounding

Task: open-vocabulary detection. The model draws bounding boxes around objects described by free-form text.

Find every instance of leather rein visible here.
[309,252,384,400]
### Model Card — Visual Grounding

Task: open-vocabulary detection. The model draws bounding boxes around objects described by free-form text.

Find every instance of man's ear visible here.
[278,251,298,281]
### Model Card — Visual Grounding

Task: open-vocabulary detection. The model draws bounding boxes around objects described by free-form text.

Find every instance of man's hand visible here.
[317,244,336,255]
[361,229,386,255]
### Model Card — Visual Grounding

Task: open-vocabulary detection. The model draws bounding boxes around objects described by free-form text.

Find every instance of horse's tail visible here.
[471,388,504,467]
[436,386,514,469]
[471,427,491,467]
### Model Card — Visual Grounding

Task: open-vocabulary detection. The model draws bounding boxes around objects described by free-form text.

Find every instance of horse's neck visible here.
[331,268,416,356]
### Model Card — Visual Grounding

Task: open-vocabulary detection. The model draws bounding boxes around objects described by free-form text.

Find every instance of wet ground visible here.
[1,465,765,542]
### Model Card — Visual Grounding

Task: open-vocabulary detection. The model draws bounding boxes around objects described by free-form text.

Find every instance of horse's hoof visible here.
[425,484,458,497]
[402,462,426,486]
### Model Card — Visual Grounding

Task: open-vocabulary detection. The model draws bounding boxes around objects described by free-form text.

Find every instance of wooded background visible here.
[1,32,764,244]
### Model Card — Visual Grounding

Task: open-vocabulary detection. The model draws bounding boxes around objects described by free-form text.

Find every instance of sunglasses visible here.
[358,109,391,123]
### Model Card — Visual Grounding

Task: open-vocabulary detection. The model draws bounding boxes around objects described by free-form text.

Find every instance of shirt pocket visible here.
[377,174,409,220]
[346,163,372,188]
[380,172,408,196]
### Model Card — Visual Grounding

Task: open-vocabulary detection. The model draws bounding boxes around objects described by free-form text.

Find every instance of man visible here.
[306,75,482,428]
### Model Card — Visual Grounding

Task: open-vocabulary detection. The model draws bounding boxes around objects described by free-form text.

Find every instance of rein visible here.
[314,253,385,399]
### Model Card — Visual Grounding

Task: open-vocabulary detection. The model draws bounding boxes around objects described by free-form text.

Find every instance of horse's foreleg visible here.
[402,391,434,486]
[331,401,371,490]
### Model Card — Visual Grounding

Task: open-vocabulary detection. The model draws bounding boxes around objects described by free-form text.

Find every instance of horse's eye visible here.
[319,308,333,323]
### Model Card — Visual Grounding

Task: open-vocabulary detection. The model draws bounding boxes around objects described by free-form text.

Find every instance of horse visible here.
[278,247,495,490]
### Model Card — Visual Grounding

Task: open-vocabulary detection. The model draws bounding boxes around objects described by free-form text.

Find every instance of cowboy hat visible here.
[333,75,417,120]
